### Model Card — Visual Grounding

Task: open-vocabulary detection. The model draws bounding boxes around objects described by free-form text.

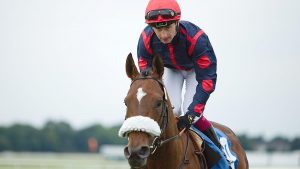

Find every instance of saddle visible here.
[188,129,221,169]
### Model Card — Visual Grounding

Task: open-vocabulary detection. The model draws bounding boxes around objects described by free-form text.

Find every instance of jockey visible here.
[137,0,223,152]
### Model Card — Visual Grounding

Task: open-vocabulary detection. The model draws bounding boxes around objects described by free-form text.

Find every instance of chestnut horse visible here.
[119,53,249,169]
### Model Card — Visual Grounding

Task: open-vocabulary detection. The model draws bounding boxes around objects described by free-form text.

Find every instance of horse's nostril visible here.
[138,146,150,158]
[124,146,130,159]
[124,146,150,159]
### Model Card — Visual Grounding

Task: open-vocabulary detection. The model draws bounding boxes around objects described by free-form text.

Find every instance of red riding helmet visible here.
[145,0,181,24]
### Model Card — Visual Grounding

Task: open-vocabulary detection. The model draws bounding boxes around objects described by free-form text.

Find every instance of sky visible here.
[0,0,299,139]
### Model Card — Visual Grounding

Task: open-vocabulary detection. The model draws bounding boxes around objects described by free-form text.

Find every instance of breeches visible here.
[162,67,212,131]
[162,67,197,116]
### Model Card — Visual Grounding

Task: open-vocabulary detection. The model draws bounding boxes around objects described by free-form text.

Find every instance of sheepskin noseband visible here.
[118,116,161,137]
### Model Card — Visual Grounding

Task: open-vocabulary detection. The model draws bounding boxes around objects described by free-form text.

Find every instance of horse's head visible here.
[118,53,174,168]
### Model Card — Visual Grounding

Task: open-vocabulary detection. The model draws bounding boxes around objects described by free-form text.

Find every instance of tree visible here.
[6,124,41,151]
[267,136,290,152]
[0,127,11,151]
[41,121,75,152]
[291,137,300,151]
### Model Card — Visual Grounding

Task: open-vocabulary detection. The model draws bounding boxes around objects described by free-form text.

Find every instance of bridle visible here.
[130,76,186,154]
[126,75,208,169]
[130,76,168,138]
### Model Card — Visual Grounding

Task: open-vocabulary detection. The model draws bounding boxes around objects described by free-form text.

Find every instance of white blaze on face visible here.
[136,87,147,104]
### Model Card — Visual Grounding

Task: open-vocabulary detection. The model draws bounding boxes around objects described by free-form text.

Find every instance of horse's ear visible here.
[152,54,164,79]
[126,53,139,80]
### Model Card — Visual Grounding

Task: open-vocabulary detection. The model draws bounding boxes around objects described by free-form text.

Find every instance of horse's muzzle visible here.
[124,145,150,168]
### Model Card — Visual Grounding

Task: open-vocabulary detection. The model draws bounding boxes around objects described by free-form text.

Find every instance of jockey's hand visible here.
[141,67,152,77]
[177,113,195,130]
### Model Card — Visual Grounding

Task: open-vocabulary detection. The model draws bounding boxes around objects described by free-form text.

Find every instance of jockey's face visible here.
[152,22,177,44]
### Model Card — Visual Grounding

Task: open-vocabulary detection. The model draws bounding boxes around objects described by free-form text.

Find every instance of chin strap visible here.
[176,21,180,32]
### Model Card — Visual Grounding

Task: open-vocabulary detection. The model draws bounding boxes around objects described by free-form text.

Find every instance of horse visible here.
[119,53,249,169]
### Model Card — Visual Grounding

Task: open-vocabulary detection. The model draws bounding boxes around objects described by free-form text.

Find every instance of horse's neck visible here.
[147,106,187,168]
[147,133,187,169]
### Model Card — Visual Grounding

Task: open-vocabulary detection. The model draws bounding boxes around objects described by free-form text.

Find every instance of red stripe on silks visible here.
[194,103,205,115]
[138,57,148,70]
[167,44,184,70]
[188,30,204,56]
[202,79,213,92]
[142,31,154,55]
[196,55,211,69]
[180,28,193,42]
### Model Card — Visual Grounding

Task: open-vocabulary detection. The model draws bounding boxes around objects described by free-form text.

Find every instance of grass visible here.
[0,152,129,169]
[0,152,299,169]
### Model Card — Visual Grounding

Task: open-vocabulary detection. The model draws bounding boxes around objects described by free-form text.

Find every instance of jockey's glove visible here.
[141,67,152,77]
[177,113,195,130]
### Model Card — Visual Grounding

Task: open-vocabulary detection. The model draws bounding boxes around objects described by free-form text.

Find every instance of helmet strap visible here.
[175,21,179,33]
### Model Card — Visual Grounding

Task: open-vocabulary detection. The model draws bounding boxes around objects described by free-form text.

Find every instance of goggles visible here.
[150,21,176,29]
[145,9,180,21]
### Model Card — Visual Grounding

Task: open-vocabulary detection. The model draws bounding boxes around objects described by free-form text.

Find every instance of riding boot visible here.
[203,126,234,165]
[202,126,222,150]
[204,126,231,159]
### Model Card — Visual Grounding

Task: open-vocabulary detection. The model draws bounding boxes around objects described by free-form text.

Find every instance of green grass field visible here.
[0,152,129,169]
[0,152,299,169]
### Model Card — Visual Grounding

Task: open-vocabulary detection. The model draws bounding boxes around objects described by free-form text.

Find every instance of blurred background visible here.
[0,0,300,168]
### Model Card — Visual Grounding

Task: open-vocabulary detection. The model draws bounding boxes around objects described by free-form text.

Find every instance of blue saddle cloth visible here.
[190,125,238,169]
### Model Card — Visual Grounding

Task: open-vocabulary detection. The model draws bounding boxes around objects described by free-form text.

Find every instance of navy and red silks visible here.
[137,20,217,117]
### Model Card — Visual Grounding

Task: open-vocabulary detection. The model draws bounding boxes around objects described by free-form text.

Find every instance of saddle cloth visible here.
[190,125,239,169]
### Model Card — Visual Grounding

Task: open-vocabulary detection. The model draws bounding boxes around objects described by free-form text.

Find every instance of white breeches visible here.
[162,67,198,117]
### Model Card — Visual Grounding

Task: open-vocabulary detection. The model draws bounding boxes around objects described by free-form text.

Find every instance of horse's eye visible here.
[155,100,162,108]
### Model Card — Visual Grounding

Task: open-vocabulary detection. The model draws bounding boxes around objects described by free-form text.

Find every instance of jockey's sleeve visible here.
[187,31,217,117]
[137,31,154,71]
